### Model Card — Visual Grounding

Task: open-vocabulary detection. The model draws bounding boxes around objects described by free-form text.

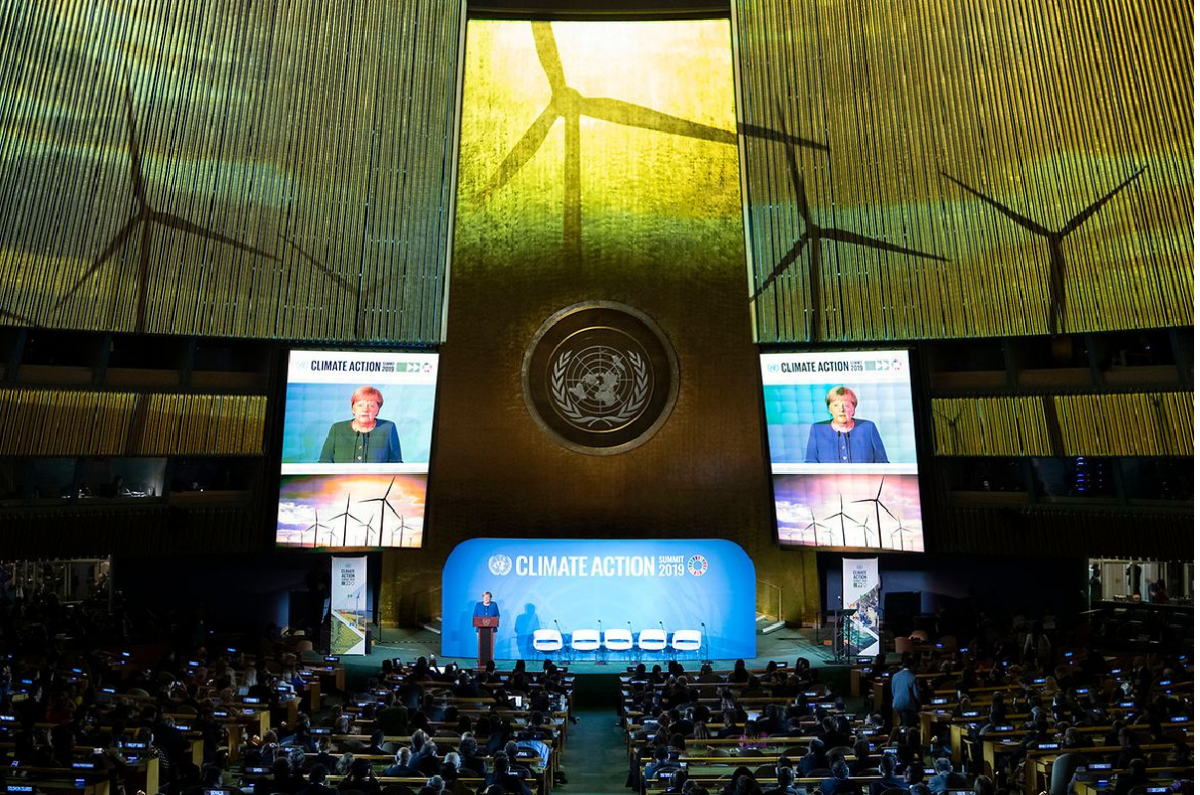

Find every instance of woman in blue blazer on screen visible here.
[804,385,889,464]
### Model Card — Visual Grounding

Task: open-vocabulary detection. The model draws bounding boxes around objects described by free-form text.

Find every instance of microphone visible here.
[701,622,706,627]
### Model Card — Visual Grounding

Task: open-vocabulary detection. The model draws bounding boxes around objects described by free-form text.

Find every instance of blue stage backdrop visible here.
[441,538,756,660]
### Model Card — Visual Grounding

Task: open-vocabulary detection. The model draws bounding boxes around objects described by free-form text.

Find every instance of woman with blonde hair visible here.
[804,385,889,464]
[319,385,403,463]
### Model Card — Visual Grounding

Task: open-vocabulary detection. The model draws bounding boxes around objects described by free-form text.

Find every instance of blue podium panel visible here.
[442,538,756,660]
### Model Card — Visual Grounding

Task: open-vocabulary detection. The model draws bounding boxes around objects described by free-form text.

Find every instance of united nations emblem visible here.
[550,345,650,429]
[523,302,679,455]
[487,554,513,576]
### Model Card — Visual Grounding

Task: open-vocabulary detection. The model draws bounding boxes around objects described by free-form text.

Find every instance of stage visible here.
[333,624,849,699]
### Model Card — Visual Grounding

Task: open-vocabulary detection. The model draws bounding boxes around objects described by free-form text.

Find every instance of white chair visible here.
[670,629,702,659]
[603,628,634,659]
[637,628,668,655]
[532,629,563,659]
[569,628,602,661]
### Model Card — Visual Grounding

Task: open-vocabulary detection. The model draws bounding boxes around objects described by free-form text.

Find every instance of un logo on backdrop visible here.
[523,302,679,455]
[687,555,708,577]
[488,554,513,576]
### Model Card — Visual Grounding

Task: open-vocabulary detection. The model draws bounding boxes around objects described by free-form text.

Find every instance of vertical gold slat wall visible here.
[930,396,1052,456]
[1055,392,1193,456]
[0,0,462,343]
[734,0,1193,343]
[931,393,1193,456]
[0,389,264,455]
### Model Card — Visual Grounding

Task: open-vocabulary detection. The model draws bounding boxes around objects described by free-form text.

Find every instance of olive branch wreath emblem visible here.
[550,349,650,428]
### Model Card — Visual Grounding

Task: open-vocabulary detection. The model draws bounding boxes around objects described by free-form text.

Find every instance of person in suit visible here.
[763,765,804,795]
[804,386,889,464]
[868,754,905,795]
[474,592,500,632]
[318,385,403,463]
[891,659,922,729]
[927,758,968,794]
[295,765,336,795]
[819,759,863,795]
[1110,759,1149,795]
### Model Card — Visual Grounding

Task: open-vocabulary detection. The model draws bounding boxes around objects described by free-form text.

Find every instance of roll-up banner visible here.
[841,557,881,656]
[330,556,369,655]
[442,538,756,660]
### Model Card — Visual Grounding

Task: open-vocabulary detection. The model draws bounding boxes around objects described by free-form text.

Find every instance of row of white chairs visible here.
[531,628,702,657]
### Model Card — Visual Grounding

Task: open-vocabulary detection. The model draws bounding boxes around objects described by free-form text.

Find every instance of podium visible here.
[473,616,498,667]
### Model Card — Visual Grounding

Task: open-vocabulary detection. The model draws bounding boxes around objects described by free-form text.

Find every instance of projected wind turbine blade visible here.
[476,105,559,199]
[1060,167,1146,237]
[531,22,567,92]
[580,97,735,144]
[149,212,278,261]
[56,216,139,308]
[754,234,811,300]
[823,227,947,262]
[0,308,33,324]
[122,83,148,208]
[279,234,357,294]
[739,122,828,153]
[941,172,1052,237]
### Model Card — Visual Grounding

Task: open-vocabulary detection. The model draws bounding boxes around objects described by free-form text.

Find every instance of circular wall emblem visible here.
[687,555,709,577]
[523,302,679,455]
[487,554,513,576]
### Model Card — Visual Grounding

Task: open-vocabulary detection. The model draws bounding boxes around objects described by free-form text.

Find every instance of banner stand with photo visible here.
[841,557,881,657]
[331,556,369,655]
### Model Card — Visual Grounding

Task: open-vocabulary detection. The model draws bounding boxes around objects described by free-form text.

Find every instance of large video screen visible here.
[761,351,924,551]
[275,350,438,550]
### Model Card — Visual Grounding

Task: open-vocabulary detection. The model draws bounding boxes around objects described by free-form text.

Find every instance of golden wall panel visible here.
[932,396,1053,456]
[0,389,264,455]
[1055,392,1193,456]
[932,392,1192,456]
[0,0,461,343]
[735,0,1193,342]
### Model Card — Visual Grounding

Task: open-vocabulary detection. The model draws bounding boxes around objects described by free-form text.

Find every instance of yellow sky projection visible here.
[455,20,743,265]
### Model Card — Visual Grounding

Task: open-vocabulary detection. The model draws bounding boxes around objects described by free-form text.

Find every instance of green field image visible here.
[331,609,367,655]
